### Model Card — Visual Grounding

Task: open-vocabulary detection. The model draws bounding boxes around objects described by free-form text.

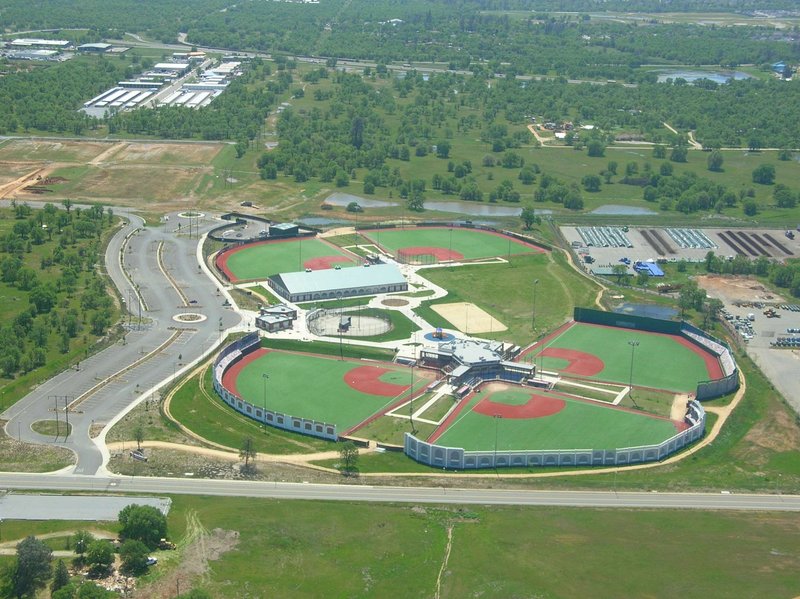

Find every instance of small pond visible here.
[656,69,751,84]
[613,303,678,320]
[590,204,658,216]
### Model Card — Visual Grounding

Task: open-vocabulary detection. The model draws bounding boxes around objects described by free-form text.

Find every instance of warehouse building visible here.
[267,264,408,302]
[78,43,112,53]
[9,38,71,48]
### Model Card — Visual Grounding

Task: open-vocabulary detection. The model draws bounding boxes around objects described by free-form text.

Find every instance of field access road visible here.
[1,204,243,476]
[0,473,798,511]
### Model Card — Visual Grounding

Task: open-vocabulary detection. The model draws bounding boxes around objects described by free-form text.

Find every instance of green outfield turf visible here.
[233,350,432,429]
[362,227,542,260]
[220,238,356,281]
[532,323,715,393]
[435,386,679,451]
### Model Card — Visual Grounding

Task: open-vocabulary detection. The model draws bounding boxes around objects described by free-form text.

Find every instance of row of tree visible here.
[0,202,116,380]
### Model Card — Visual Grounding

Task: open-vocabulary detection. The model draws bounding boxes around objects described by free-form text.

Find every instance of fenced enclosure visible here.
[307,307,393,337]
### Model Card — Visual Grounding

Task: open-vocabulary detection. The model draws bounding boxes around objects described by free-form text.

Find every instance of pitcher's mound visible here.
[432,302,506,334]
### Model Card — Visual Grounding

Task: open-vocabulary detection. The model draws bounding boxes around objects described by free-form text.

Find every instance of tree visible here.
[612,264,628,284]
[435,140,451,158]
[669,146,688,163]
[134,424,144,451]
[752,164,775,185]
[636,270,650,288]
[120,540,150,576]
[52,559,70,593]
[345,201,363,213]
[339,442,359,476]
[118,505,168,550]
[85,540,114,577]
[10,536,52,598]
[743,200,759,216]
[586,139,605,157]
[520,206,539,230]
[239,437,257,473]
[652,145,666,159]
[581,174,601,192]
[72,531,94,558]
[707,150,724,172]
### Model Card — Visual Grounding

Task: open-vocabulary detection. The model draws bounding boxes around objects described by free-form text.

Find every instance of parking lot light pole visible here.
[268,372,269,435]
[628,340,640,408]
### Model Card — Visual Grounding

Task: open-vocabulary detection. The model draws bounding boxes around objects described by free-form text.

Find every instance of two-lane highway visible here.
[0,473,798,511]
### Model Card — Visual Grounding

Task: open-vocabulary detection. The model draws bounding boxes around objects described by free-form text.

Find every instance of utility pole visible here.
[628,340,640,408]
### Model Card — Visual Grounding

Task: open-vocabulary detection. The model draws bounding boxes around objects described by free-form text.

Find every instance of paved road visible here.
[1,204,243,475]
[0,473,797,511]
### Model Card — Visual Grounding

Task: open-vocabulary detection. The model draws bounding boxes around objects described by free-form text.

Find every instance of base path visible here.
[538,347,605,377]
[344,365,410,397]
[473,393,566,419]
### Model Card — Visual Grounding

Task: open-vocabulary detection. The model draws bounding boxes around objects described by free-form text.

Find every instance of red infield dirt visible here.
[303,255,352,270]
[539,347,605,376]
[400,246,465,261]
[344,365,410,397]
[221,347,268,396]
[473,392,566,419]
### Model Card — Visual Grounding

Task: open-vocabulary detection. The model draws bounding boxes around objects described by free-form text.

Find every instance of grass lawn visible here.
[219,237,357,281]
[167,366,331,455]
[534,322,715,392]
[361,226,543,260]
[435,387,679,451]
[415,251,600,346]
[233,350,434,430]
[11,498,799,598]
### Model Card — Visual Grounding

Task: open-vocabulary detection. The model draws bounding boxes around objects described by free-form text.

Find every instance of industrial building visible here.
[9,38,70,48]
[78,43,112,53]
[267,264,408,303]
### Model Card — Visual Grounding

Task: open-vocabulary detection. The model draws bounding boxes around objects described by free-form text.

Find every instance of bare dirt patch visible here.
[64,165,208,203]
[670,394,690,421]
[432,302,506,334]
[0,139,110,162]
[740,406,800,456]
[697,275,786,305]
[382,298,409,307]
[133,511,239,599]
[0,424,74,472]
[112,142,223,166]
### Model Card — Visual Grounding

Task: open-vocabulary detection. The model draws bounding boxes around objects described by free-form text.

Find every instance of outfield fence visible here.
[212,332,338,441]
[404,400,706,470]
[573,307,738,400]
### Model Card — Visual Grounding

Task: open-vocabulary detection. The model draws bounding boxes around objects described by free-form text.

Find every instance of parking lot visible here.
[561,226,800,269]
[699,276,800,414]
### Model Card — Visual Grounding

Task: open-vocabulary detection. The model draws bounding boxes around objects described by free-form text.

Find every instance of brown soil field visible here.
[112,142,223,165]
[0,161,42,186]
[49,165,209,204]
[0,139,110,162]
[697,274,786,304]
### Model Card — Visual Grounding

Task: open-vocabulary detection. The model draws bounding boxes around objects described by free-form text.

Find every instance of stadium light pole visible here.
[628,340,640,408]
[261,373,270,433]
[531,279,540,333]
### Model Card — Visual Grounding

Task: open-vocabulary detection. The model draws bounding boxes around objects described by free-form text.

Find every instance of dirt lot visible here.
[696,275,786,304]
[111,142,223,166]
[0,139,110,163]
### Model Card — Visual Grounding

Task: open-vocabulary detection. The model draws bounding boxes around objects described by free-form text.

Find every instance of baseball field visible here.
[217,237,357,282]
[361,227,544,261]
[223,349,434,430]
[524,322,721,393]
[432,383,681,451]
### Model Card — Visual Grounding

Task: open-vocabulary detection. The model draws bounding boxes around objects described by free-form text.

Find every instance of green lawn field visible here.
[533,322,715,392]
[435,387,678,451]
[220,237,357,281]
[362,227,542,260]
[233,350,432,429]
